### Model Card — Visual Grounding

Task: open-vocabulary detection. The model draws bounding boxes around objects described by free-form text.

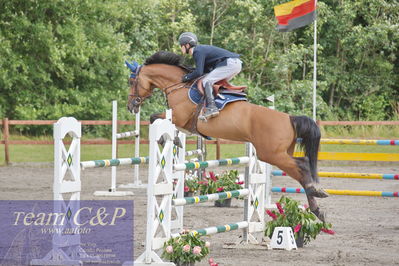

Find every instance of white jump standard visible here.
[111,100,145,189]
[31,117,98,265]
[91,100,143,196]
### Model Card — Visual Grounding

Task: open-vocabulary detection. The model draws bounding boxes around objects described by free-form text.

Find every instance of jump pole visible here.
[320,139,399,145]
[272,170,399,180]
[171,139,266,243]
[171,221,249,238]
[271,187,399,197]
[81,157,148,169]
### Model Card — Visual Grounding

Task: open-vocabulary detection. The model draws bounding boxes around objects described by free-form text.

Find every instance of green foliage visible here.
[0,0,129,134]
[162,232,210,264]
[199,170,243,195]
[265,196,333,245]
[0,0,398,136]
[184,174,200,193]
[216,169,243,192]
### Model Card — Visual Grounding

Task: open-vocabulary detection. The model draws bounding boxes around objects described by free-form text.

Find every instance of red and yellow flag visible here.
[274,0,316,32]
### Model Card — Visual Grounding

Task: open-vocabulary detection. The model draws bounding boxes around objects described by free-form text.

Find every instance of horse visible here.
[126,51,328,221]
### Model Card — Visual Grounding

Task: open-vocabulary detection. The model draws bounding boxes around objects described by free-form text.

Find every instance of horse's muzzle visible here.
[127,97,141,114]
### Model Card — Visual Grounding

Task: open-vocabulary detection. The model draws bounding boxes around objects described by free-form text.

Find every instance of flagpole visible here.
[312,0,317,121]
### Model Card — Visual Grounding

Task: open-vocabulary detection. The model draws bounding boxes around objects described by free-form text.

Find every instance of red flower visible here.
[303,204,309,209]
[217,187,224,192]
[276,202,284,214]
[294,224,302,233]
[236,181,244,185]
[266,210,277,220]
[184,186,189,192]
[321,228,335,235]
[209,171,218,182]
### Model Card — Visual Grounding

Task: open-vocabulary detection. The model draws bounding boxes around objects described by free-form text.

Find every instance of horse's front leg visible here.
[150,112,182,148]
[150,112,165,124]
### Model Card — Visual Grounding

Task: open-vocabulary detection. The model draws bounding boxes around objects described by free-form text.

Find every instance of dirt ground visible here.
[1,162,398,266]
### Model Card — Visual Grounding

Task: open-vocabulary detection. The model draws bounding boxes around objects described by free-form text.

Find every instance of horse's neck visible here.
[148,66,183,89]
[147,65,196,129]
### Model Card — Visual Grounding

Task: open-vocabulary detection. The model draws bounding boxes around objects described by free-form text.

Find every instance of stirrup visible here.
[203,108,219,119]
[198,115,207,122]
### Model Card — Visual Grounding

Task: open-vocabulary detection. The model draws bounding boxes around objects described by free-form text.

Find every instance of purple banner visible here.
[0,200,133,266]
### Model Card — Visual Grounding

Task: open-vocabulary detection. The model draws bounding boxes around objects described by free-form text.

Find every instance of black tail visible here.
[290,115,321,182]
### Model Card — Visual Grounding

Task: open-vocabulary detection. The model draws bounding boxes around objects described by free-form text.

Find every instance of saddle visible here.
[197,79,247,95]
[186,79,247,140]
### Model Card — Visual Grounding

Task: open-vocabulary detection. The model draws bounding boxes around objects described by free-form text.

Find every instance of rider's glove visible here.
[182,74,192,83]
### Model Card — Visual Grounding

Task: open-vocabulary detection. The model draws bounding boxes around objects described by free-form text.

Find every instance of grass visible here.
[0,143,246,164]
[0,141,397,165]
[320,125,399,139]
[0,125,398,164]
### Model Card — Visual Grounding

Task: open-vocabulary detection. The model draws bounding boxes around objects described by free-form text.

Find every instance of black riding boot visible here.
[203,82,219,119]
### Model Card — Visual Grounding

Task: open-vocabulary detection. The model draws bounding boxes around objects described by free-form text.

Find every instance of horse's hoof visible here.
[157,136,165,147]
[305,186,329,198]
[173,136,183,148]
[311,208,327,222]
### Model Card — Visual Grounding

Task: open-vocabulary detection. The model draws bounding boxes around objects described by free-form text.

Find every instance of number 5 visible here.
[277,230,283,245]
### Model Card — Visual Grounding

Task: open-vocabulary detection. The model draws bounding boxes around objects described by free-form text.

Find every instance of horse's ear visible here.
[125,60,139,72]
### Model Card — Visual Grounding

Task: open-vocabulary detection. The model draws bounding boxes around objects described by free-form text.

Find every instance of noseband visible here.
[129,76,152,107]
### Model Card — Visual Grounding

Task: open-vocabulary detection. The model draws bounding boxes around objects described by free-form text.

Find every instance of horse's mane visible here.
[144,51,191,72]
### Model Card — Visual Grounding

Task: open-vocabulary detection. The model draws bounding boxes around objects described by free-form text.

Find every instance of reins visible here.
[163,75,204,96]
[129,66,203,111]
[163,82,188,96]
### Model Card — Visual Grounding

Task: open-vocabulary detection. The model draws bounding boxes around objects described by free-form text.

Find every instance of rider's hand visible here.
[182,74,192,83]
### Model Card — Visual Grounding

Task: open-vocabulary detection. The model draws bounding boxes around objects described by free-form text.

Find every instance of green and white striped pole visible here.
[173,157,250,171]
[81,157,148,169]
[171,221,249,238]
[172,189,249,206]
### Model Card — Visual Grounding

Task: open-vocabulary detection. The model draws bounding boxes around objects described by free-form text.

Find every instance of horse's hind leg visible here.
[306,195,326,222]
[294,157,329,198]
[264,152,327,222]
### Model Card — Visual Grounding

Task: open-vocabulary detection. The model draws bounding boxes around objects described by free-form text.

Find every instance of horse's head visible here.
[125,52,189,113]
[125,60,153,114]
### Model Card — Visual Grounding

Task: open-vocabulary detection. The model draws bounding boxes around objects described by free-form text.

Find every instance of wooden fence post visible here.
[3,118,10,165]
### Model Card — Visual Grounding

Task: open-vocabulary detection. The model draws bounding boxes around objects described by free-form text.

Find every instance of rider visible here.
[178,32,242,119]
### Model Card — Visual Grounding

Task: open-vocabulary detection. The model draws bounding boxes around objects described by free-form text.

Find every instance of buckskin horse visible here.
[126,51,328,221]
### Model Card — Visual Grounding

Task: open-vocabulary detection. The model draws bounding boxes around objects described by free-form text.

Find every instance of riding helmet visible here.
[178,32,198,47]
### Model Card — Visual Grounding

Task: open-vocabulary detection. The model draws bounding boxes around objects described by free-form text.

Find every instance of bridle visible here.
[128,75,152,108]
[128,66,189,111]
